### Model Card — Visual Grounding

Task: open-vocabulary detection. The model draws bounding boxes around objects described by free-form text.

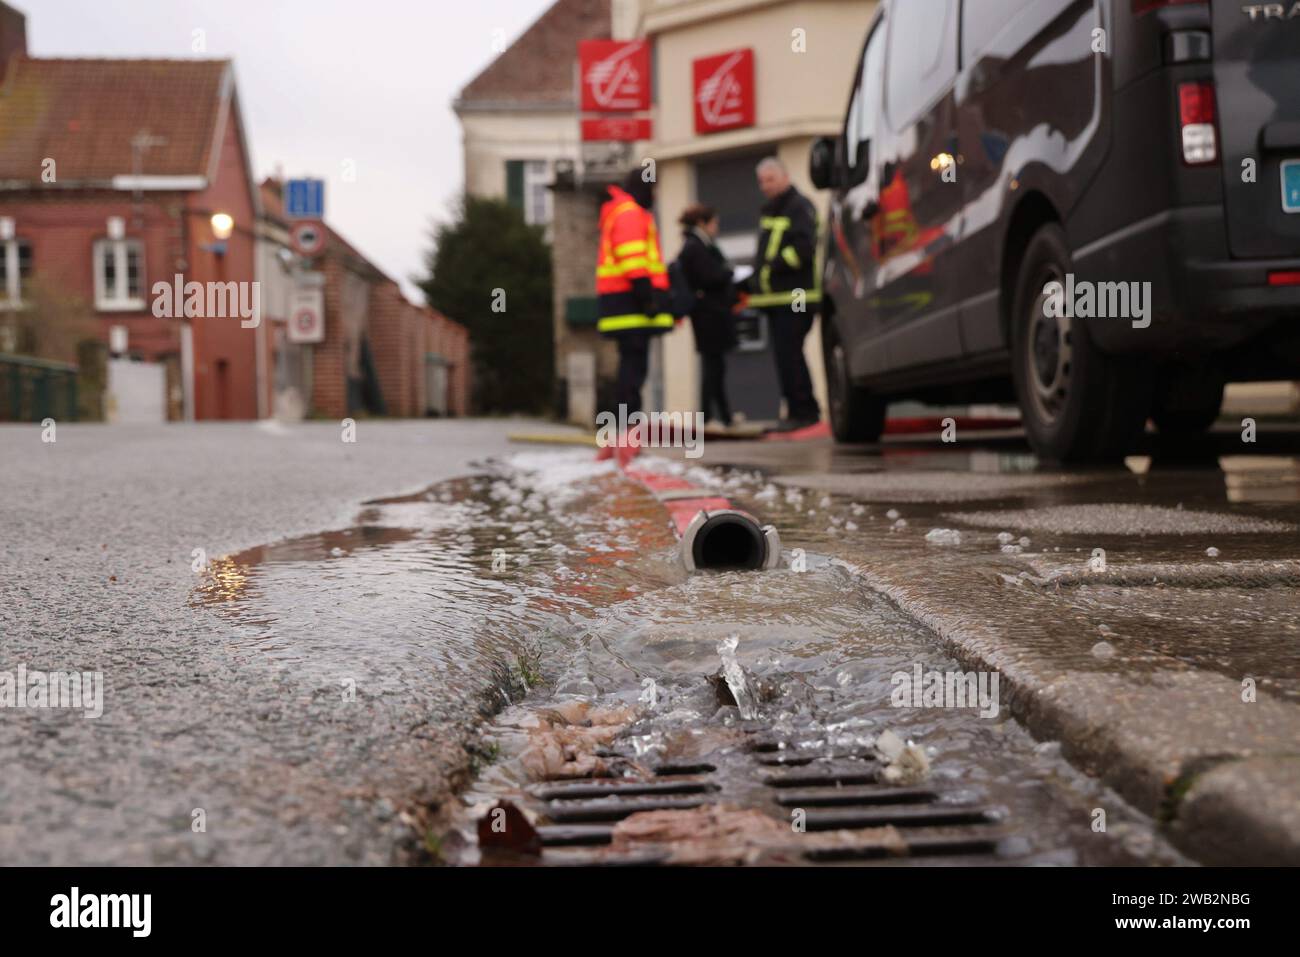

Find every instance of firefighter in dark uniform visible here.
[596,169,674,420]
[748,157,821,431]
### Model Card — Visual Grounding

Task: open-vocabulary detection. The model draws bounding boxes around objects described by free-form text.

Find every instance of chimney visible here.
[0,2,27,83]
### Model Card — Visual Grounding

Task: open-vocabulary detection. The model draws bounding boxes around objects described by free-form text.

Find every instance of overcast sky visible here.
[25,0,555,299]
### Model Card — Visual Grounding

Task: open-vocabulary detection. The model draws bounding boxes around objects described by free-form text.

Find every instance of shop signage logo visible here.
[580,40,650,112]
[693,48,755,134]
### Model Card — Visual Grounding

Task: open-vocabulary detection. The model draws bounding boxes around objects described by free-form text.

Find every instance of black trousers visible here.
[614,331,652,415]
[699,351,731,424]
[766,306,820,421]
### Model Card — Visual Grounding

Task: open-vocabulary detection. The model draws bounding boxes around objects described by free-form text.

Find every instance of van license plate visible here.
[1284,160,1300,214]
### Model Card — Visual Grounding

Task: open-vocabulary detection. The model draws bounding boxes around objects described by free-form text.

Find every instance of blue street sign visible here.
[285,178,325,220]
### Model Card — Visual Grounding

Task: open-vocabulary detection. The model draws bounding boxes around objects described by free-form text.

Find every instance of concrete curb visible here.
[1170,756,1300,866]
[836,558,1300,865]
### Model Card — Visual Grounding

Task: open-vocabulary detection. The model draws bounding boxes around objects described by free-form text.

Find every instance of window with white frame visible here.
[0,238,32,308]
[523,160,552,227]
[93,238,145,310]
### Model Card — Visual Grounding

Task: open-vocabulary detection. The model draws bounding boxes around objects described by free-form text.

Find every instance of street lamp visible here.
[206,212,234,256]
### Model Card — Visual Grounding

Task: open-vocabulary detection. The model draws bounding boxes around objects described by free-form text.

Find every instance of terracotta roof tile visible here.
[0,57,229,182]
[456,0,610,110]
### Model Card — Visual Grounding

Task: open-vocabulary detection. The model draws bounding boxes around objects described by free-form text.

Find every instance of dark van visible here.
[810,0,1300,460]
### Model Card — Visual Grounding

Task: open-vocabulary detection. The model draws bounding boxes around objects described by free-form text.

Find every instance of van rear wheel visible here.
[1010,223,1152,462]
[822,316,886,443]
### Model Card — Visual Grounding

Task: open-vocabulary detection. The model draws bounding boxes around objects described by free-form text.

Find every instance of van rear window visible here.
[885,0,959,127]
[962,0,1034,62]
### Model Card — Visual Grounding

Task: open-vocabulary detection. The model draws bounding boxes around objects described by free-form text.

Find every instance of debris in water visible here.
[997,531,1015,545]
[925,528,963,545]
[515,702,640,780]
[874,729,930,785]
[476,800,542,858]
[886,509,901,520]
[609,804,907,866]
[639,678,659,710]
[1091,641,1117,660]
[1206,546,1220,558]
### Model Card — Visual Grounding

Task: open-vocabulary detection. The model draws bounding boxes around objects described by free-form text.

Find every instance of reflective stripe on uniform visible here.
[754,207,824,305]
[748,290,822,308]
[597,312,676,332]
[601,259,668,278]
[596,190,672,333]
[762,216,790,265]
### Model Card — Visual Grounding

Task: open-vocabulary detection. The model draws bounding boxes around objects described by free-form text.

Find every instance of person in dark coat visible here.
[749,156,821,431]
[677,204,739,426]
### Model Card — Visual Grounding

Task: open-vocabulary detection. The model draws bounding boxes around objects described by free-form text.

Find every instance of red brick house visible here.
[0,1,262,419]
[258,177,470,421]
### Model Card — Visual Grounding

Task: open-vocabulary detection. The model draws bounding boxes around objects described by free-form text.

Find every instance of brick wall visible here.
[185,108,259,420]
[0,2,26,79]
[551,182,618,422]
[368,280,412,416]
[424,307,470,416]
[310,257,349,420]
[350,278,472,419]
[0,193,186,362]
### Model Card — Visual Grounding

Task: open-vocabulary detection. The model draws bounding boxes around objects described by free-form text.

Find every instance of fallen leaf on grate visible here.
[609,804,907,866]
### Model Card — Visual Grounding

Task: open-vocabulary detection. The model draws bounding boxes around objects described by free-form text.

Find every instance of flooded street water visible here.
[193,448,1189,866]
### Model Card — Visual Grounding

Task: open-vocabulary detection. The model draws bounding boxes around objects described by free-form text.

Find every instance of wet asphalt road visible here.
[3,418,1299,865]
[0,420,528,865]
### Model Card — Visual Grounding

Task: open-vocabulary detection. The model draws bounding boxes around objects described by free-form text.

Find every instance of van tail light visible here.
[1268,271,1300,287]
[1179,81,1218,165]
[1133,0,1202,13]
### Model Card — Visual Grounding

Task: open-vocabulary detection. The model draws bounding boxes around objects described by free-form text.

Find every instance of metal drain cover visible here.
[481,729,1011,866]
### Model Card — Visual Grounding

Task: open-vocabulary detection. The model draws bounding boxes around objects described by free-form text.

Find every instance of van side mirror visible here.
[809,136,840,190]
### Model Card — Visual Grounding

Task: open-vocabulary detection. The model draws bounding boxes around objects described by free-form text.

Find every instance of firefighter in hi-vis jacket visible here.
[596,170,674,422]
[748,157,821,432]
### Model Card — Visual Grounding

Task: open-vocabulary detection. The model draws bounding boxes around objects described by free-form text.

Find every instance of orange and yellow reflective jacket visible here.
[596,185,674,335]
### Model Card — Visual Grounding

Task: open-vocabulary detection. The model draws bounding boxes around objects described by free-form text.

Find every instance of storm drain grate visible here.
[533,778,718,801]
[491,733,1010,865]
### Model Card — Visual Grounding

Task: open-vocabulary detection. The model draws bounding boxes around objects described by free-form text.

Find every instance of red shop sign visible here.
[579,40,651,112]
[581,116,653,142]
[693,48,755,134]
